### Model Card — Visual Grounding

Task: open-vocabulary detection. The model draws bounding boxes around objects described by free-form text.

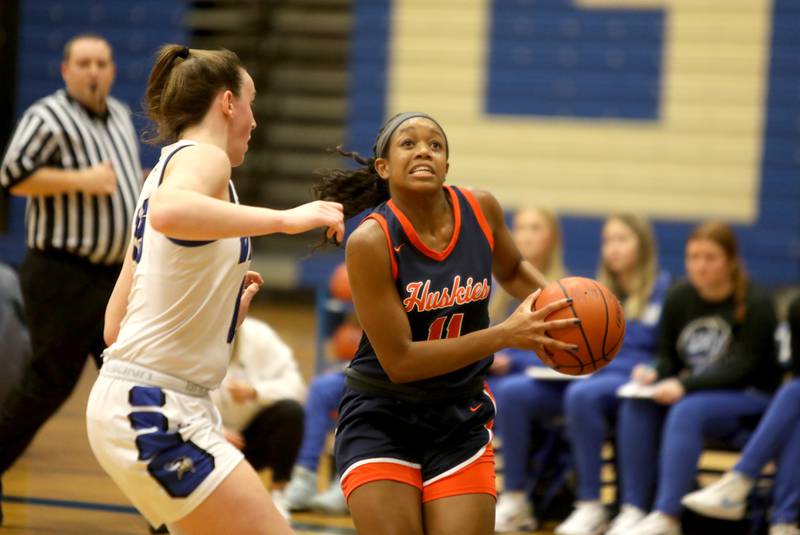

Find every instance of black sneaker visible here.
[149,524,168,533]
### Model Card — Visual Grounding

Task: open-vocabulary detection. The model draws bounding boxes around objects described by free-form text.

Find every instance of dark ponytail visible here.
[313,146,390,220]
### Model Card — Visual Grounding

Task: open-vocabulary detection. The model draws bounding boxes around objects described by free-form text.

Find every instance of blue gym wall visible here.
[3,1,798,289]
[344,0,800,288]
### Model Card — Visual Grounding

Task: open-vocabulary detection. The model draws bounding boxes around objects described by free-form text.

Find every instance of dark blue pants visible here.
[618,390,771,516]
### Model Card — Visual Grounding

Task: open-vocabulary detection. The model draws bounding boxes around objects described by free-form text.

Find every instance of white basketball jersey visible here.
[105,141,251,388]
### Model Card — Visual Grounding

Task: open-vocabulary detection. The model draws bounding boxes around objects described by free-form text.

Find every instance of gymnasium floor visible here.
[0,301,554,534]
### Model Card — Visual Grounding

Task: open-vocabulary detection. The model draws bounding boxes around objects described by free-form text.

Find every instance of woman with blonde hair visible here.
[496,214,671,533]
[487,207,565,391]
[489,207,565,322]
[553,214,670,535]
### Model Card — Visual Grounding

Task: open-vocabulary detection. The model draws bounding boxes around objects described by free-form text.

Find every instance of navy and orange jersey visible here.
[349,185,495,392]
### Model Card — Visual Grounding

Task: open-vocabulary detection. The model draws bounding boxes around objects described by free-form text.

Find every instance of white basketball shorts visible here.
[86,360,243,527]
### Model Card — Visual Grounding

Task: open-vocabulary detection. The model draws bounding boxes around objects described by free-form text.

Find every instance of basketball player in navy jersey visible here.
[314,112,580,535]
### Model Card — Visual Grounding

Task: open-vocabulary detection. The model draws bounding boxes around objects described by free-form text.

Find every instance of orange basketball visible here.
[532,277,626,376]
[329,262,352,301]
[331,323,362,361]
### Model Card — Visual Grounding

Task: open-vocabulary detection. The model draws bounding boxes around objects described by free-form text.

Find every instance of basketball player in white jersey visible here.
[86,45,343,535]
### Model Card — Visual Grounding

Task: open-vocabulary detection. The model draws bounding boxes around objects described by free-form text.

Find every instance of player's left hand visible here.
[651,378,685,405]
[237,271,263,327]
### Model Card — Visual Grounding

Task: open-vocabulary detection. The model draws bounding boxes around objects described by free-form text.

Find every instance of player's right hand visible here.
[501,290,580,354]
[81,161,117,195]
[282,200,344,242]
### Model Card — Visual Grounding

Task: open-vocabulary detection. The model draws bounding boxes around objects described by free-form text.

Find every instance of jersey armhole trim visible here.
[166,237,215,247]
[457,187,495,251]
[157,143,194,186]
[363,213,398,280]
[159,142,218,247]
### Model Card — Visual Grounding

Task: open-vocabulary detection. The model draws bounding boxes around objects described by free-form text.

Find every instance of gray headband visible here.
[372,112,449,159]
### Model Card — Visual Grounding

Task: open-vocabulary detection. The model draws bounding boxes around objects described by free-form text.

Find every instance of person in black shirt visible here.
[611,221,782,535]
[682,295,800,535]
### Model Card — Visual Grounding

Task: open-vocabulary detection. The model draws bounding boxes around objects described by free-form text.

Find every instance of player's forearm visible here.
[149,188,290,240]
[104,242,135,346]
[9,167,84,196]
[381,324,512,383]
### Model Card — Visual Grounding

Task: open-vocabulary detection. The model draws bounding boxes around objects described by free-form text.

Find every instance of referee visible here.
[0,33,141,520]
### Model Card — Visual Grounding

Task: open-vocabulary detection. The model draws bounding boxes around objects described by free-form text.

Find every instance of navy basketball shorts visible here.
[335,383,496,503]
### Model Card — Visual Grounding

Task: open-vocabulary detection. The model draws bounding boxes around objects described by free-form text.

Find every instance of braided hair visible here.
[313,146,390,221]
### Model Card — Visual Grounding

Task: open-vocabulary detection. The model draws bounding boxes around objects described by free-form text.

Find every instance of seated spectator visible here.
[284,316,362,515]
[211,316,306,520]
[495,214,668,533]
[284,370,347,514]
[613,221,782,535]
[488,207,566,396]
[682,295,800,535]
[555,215,671,535]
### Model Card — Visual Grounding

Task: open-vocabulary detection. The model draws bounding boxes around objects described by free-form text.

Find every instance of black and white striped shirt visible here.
[0,89,142,265]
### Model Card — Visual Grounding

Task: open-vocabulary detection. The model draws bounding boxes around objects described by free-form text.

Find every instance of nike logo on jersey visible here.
[469,403,483,412]
[165,456,196,480]
[393,243,404,253]
[403,275,491,313]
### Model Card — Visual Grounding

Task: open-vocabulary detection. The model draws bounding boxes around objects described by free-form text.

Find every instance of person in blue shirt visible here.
[495,214,670,533]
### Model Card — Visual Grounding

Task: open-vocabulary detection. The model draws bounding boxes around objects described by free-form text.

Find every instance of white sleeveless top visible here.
[105,141,251,389]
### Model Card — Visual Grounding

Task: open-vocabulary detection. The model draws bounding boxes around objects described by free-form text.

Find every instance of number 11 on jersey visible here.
[427,313,464,340]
